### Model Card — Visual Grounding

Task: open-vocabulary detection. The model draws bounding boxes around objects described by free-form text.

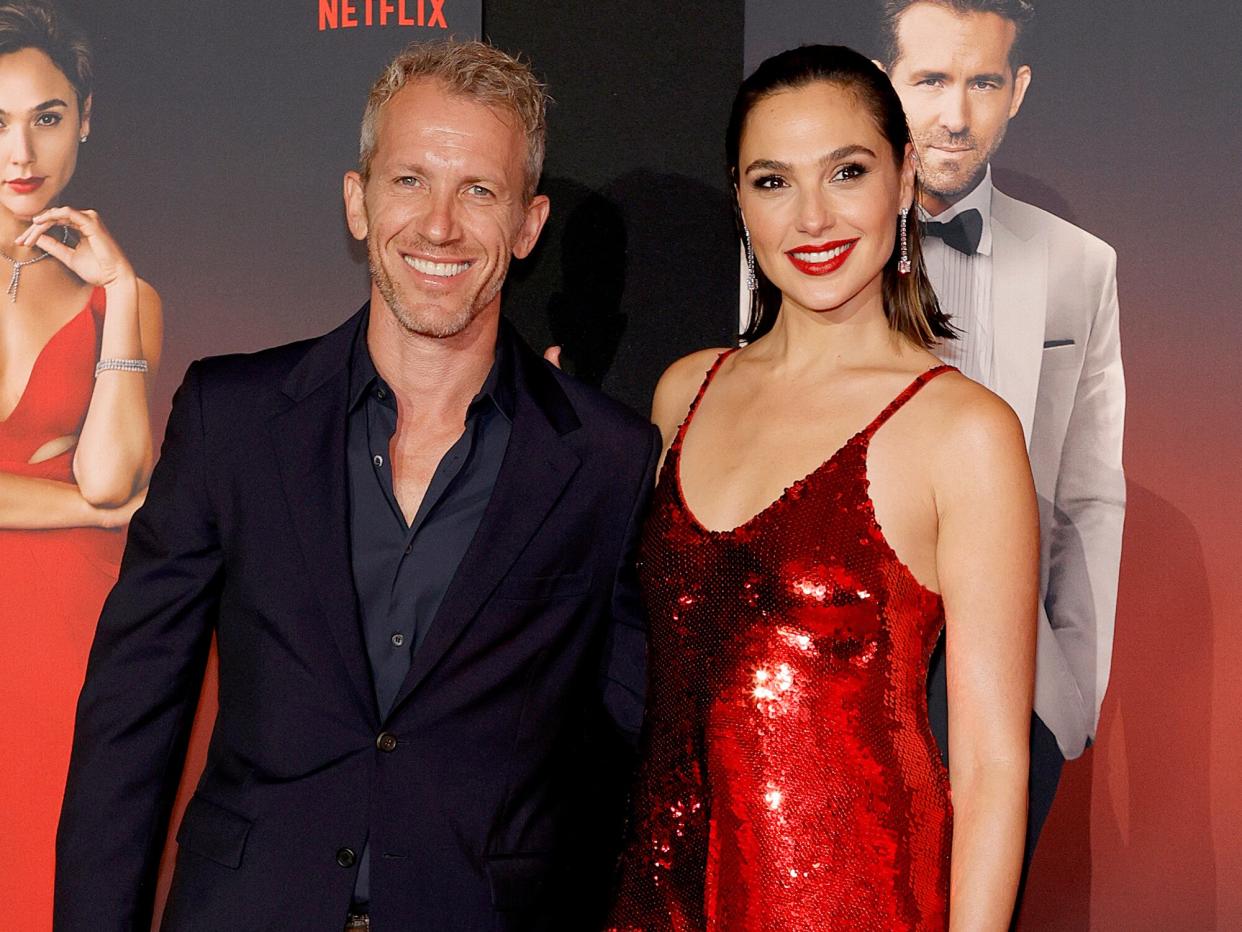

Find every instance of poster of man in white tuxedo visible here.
[874,0,1125,885]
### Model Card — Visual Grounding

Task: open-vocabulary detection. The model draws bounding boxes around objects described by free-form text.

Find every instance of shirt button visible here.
[336,847,357,868]
[391,633,405,647]
[372,453,384,468]
[376,732,398,753]
[376,386,387,399]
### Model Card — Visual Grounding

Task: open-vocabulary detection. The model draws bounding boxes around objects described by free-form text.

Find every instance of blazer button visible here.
[336,847,357,868]
[376,732,398,752]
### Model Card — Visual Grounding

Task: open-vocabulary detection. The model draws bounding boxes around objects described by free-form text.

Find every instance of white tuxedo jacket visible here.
[987,188,1126,759]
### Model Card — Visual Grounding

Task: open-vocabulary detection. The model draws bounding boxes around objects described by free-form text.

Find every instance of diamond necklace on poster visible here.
[0,226,70,302]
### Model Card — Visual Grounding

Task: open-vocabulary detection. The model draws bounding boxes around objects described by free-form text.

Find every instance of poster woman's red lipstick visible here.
[6,177,45,195]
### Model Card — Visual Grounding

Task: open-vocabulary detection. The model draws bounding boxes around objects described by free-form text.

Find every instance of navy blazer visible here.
[55,309,660,931]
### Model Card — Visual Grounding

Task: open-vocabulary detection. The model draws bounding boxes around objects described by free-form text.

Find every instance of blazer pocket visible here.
[175,793,252,869]
[494,571,592,601]
[1041,341,1081,371]
[484,853,553,912]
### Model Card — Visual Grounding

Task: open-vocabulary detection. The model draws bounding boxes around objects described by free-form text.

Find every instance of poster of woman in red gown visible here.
[0,2,162,925]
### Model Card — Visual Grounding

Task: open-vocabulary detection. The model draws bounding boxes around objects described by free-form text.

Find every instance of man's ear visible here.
[513,194,550,260]
[343,171,368,241]
[1009,64,1032,120]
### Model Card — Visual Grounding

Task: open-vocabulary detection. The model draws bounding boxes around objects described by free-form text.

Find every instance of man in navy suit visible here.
[56,40,659,931]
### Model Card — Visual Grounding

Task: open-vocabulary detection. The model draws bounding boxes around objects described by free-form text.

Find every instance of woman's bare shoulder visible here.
[918,370,1029,485]
[136,277,161,305]
[650,347,733,438]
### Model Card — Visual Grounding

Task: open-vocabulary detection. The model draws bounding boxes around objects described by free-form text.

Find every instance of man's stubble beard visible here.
[914,121,1008,205]
[367,232,507,340]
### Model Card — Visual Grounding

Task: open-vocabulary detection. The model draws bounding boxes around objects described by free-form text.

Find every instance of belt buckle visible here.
[345,911,370,931]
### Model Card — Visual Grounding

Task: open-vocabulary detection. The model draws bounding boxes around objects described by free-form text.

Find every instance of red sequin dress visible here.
[0,288,125,926]
[608,351,954,931]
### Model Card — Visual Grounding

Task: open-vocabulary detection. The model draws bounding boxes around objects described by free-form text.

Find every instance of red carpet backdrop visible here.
[3,0,1235,927]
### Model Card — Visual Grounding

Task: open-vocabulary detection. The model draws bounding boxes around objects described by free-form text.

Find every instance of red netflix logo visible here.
[319,0,448,30]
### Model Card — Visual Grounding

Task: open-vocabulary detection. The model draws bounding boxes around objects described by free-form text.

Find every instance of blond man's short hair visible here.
[359,39,549,201]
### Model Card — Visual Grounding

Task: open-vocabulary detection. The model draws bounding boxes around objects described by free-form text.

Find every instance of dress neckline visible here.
[0,287,103,425]
[669,348,952,563]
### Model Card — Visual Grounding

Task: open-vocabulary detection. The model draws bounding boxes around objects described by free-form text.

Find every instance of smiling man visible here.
[55,40,660,931]
[880,0,1126,896]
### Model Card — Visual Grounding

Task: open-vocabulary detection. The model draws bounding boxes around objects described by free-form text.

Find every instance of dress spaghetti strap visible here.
[858,364,956,443]
[668,348,738,456]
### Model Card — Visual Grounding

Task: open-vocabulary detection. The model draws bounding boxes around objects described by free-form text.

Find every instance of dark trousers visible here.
[925,635,1065,890]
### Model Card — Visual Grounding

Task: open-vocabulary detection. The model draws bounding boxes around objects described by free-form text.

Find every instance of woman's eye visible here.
[35,112,62,127]
[832,163,868,182]
[752,174,787,190]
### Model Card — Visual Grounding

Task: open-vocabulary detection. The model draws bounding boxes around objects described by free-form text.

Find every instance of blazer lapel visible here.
[990,190,1048,446]
[390,330,582,713]
[270,309,378,725]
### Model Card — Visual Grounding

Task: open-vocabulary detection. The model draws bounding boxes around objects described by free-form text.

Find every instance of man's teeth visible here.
[404,256,471,277]
[792,243,852,262]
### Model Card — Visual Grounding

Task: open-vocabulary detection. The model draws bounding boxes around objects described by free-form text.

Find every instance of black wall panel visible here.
[487,0,745,413]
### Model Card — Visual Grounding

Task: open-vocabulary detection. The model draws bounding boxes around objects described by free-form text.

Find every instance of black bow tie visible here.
[923,208,983,256]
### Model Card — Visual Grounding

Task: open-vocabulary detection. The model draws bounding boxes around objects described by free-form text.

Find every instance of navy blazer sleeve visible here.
[55,361,223,931]
[599,422,661,745]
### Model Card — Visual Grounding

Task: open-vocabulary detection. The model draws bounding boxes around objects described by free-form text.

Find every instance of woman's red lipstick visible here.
[785,238,858,276]
[6,177,45,195]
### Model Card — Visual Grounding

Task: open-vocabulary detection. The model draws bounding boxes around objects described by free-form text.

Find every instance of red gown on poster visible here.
[0,4,162,925]
[0,288,128,917]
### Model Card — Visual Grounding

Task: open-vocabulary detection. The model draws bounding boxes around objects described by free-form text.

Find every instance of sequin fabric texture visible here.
[607,353,954,931]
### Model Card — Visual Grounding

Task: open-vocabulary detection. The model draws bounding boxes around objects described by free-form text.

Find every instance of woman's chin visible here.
[2,192,60,223]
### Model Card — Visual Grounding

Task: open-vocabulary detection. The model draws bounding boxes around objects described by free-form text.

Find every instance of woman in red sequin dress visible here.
[0,3,163,925]
[608,47,1037,931]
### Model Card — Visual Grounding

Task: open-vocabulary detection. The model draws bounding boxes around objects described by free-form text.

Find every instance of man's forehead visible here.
[895,3,1017,70]
[374,82,521,150]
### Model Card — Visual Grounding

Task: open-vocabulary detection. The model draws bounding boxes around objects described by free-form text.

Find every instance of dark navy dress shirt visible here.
[346,319,513,904]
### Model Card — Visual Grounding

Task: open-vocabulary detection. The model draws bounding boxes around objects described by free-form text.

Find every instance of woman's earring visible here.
[898,207,912,275]
[79,135,88,144]
[742,219,757,291]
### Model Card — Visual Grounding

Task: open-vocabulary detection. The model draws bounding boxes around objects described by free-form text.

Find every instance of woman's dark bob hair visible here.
[0,1,92,113]
[727,44,953,347]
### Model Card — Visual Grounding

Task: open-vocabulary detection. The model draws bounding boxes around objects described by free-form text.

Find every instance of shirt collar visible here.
[921,164,994,256]
[348,312,515,423]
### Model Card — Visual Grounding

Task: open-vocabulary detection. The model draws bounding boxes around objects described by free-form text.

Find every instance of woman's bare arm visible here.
[0,470,142,529]
[935,388,1039,931]
[22,207,164,506]
[73,276,162,504]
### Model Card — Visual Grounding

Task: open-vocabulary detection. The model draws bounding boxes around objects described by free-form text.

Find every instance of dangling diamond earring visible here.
[741,219,757,291]
[898,207,912,275]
